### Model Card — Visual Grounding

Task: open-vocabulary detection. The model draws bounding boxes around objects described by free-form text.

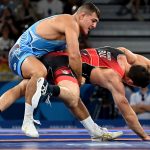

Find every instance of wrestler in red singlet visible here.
[40,46,125,84]
[81,46,125,82]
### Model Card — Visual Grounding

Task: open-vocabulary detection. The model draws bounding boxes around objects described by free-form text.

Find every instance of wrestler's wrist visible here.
[76,75,82,86]
[141,134,149,140]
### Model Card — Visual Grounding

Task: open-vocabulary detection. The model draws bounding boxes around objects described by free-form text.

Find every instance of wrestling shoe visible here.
[91,127,123,141]
[21,117,40,138]
[32,77,51,109]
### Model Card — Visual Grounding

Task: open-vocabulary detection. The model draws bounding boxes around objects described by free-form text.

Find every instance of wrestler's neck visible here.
[124,63,131,76]
[73,12,80,23]
[72,13,81,33]
[119,56,131,81]
[117,55,128,73]
[122,63,133,86]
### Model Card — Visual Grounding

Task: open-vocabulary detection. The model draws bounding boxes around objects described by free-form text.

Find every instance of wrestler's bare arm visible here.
[109,78,150,140]
[117,47,150,68]
[90,68,150,140]
[64,16,82,85]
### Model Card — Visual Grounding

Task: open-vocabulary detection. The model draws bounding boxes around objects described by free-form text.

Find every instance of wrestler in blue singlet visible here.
[8,16,66,77]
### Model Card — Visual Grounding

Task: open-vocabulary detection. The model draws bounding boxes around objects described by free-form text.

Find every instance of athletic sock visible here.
[23,103,34,122]
[80,116,100,135]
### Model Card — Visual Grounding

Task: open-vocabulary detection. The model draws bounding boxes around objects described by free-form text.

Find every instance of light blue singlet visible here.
[8,16,66,76]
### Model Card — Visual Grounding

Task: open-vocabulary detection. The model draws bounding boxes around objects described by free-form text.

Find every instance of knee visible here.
[68,94,80,108]
[32,66,47,78]
[38,68,47,78]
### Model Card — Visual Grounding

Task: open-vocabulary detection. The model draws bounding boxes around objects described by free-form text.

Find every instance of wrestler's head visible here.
[75,2,100,35]
[127,65,150,88]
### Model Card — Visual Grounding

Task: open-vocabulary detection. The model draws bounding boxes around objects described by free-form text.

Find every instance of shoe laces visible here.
[95,125,108,133]
[101,132,112,139]
[101,127,108,133]
[41,83,48,96]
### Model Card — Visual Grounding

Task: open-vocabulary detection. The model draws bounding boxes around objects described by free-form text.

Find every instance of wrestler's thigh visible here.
[21,56,47,78]
[57,80,80,97]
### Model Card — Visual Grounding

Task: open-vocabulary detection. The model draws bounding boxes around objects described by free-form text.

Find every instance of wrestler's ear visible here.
[126,78,134,86]
[79,12,86,20]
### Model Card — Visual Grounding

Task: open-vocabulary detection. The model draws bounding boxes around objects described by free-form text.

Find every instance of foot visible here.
[22,118,39,138]
[32,77,51,109]
[91,127,123,141]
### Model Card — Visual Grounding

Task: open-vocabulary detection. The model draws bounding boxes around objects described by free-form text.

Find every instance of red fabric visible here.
[55,76,78,84]
[82,48,125,78]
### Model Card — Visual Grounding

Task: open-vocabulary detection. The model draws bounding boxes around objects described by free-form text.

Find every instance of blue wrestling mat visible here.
[0,128,150,150]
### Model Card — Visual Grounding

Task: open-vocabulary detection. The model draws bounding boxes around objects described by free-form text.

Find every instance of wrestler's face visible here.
[80,12,99,35]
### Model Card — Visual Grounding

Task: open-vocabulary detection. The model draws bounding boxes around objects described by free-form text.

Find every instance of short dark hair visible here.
[77,2,100,20]
[127,65,150,88]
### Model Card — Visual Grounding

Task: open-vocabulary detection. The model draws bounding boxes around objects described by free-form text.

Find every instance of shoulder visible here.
[59,14,79,31]
[107,69,121,79]
[55,14,76,25]
[95,67,121,83]
[117,47,137,64]
[58,14,73,20]
[105,69,123,90]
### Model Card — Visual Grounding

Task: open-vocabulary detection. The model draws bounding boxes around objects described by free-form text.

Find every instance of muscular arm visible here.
[117,47,150,69]
[65,18,82,85]
[109,79,149,140]
[90,68,149,139]
[91,67,150,139]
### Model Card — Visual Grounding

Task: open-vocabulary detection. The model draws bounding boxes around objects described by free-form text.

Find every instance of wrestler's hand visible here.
[81,77,86,85]
[77,76,83,86]
[142,135,150,141]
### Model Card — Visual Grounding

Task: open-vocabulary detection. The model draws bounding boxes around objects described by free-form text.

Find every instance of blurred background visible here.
[0,0,150,128]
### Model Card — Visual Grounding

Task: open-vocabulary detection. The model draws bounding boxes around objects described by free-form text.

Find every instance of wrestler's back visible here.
[81,46,125,78]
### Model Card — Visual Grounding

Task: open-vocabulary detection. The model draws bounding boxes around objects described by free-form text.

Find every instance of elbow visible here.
[68,95,80,108]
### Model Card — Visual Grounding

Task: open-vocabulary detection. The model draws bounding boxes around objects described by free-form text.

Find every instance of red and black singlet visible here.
[40,46,125,84]
[81,46,125,78]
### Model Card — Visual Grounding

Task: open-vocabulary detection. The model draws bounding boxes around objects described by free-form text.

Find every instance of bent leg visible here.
[21,56,47,105]
[21,56,48,138]
[57,80,90,120]
[57,78,123,141]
